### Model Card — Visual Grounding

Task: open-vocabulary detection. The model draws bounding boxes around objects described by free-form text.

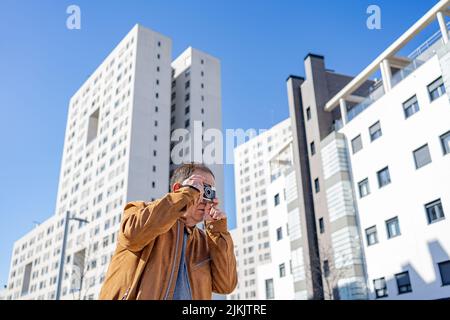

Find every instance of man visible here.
[99,163,238,300]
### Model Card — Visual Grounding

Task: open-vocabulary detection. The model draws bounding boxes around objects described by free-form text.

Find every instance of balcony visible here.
[345,22,449,123]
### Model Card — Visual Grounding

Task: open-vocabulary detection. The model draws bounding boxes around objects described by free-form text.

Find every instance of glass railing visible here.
[391,58,426,87]
[347,84,385,122]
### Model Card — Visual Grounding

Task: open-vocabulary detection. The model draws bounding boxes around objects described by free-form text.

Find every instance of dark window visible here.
[279,263,286,278]
[306,107,311,120]
[171,116,175,125]
[265,279,274,299]
[318,218,324,234]
[155,106,158,113]
[428,76,446,101]
[185,106,190,115]
[171,80,176,88]
[413,144,432,169]
[440,130,450,155]
[276,227,283,241]
[157,41,161,47]
[314,178,320,193]
[185,119,190,128]
[351,135,363,154]
[365,226,378,246]
[403,95,420,119]
[373,277,388,298]
[425,199,445,224]
[201,108,205,114]
[310,141,316,156]
[185,81,190,89]
[171,104,176,112]
[323,260,330,278]
[358,178,370,198]
[386,217,401,239]
[377,166,391,188]
[369,121,382,142]
[185,93,190,102]
[438,260,450,286]
[171,92,176,101]
[395,271,412,294]
[274,193,280,206]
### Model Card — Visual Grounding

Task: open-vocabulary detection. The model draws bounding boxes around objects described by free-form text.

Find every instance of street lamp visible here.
[55,210,89,300]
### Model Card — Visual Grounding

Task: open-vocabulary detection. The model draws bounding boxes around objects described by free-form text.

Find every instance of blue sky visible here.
[0,0,441,287]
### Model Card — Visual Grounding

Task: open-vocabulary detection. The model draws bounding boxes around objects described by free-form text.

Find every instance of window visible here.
[403,95,420,118]
[438,260,450,286]
[306,107,311,120]
[274,193,280,206]
[310,141,316,156]
[86,109,100,145]
[365,226,378,246]
[386,217,400,239]
[395,271,412,294]
[185,81,190,89]
[440,131,450,155]
[201,108,204,114]
[279,263,286,278]
[185,119,190,128]
[369,121,382,142]
[377,166,391,188]
[425,199,445,224]
[373,277,388,298]
[351,135,363,154]
[185,106,190,115]
[428,76,446,101]
[171,104,176,112]
[413,144,432,169]
[155,106,158,113]
[314,178,320,193]
[323,260,330,277]
[185,93,190,102]
[318,218,324,234]
[265,279,274,299]
[358,178,370,198]
[276,227,283,241]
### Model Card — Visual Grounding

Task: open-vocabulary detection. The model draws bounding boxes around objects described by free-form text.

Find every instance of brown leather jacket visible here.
[98,187,238,300]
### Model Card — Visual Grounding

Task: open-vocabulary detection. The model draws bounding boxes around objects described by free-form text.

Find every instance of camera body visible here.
[203,183,216,202]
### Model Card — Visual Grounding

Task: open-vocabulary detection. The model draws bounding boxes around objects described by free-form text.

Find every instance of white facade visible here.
[228,119,292,299]
[170,47,224,201]
[5,25,223,300]
[338,42,450,298]
[256,140,296,300]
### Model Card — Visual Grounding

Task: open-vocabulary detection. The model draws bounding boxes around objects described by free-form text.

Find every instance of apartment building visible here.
[287,0,450,300]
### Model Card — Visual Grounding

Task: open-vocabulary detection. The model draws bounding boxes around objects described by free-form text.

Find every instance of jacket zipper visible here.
[121,287,130,300]
[163,221,181,300]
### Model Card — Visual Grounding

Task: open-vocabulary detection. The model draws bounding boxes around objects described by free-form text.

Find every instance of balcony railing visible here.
[344,22,449,124]
[346,84,385,122]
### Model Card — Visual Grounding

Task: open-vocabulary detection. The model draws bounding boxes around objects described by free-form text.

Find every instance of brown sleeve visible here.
[205,218,238,294]
[118,187,199,252]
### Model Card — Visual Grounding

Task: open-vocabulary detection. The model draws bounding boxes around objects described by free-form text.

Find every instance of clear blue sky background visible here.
[0,0,441,287]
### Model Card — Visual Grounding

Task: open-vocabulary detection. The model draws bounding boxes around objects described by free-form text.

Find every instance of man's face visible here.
[187,170,215,224]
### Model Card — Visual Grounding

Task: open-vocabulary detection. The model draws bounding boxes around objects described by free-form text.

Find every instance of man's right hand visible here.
[181,174,204,203]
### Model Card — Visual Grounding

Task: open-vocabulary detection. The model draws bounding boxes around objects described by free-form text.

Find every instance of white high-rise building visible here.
[4,24,223,300]
[228,119,292,300]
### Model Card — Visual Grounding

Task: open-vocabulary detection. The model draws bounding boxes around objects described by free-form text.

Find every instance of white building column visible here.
[380,59,392,93]
[339,98,348,125]
[437,11,449,44]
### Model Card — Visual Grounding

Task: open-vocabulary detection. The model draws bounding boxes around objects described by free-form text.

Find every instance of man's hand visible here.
[204,198,226,222]
[181,174,204,203]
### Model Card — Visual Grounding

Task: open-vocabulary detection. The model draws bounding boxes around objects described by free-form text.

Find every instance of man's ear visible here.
[172,182,182,192]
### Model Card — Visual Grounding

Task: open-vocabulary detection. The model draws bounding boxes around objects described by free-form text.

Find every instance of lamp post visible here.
[55,211,89,300]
